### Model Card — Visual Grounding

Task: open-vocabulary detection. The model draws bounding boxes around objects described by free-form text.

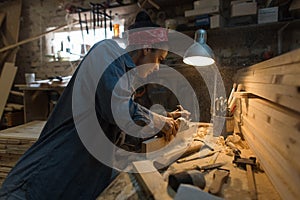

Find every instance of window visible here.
[46,25,124,61]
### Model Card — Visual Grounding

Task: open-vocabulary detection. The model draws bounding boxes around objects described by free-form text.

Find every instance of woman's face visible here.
[136,49,168,78]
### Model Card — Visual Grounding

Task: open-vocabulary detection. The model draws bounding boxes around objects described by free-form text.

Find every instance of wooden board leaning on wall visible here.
[234,48,300,113]
[233,48,300,200]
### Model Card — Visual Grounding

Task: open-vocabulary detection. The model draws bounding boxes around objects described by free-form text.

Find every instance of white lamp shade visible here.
[183,43,215,66]
[183,29,215,67]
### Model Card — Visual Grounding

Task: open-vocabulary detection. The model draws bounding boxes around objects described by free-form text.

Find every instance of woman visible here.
[0,11,189,199]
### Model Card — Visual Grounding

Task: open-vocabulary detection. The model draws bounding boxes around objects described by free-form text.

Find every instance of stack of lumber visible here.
[233,48,300,200]
[0,121,45,186]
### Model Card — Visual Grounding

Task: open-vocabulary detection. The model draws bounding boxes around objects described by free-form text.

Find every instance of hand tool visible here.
[168,170,206,192]
[194,139,214,151]
[233,155,257,200]
[226,141,241,156]
[84,13,89,34]
[77,8,84,43]
[209,168,230,195]
[215,97,220,116]
[96,4,100,27]
[89,3,96,35]
[76,6,90,53]
[177,150,221,163]
[185,162,226,172]
[228,83,237,106]
[229,84,243,115]
[175,184,224,200]
[176,117,190,132]
[109,10,113,31]
[215,96,227,116]
[100,9,103,28]
[208,151,220,165]
[153,141,203,170]
[103,7,107,38]
[220,97,227,116]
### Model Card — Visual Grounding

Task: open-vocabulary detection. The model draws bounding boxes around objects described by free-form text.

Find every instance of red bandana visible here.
[128,28,168,46]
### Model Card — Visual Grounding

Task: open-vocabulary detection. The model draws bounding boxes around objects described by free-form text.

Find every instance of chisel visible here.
[183,162,226,172]
[177,150,221,163]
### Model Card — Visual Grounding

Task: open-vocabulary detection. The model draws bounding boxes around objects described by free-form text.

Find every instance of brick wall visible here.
[12,0,299,121]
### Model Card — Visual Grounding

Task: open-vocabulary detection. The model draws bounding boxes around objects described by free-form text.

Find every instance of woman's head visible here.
[126,11,169,78]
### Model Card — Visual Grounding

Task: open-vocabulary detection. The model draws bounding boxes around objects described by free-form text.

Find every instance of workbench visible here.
[97,130,281,200]
[0,120,282,199]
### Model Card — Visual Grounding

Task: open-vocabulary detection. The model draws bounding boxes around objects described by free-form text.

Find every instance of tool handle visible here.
[84,14,89,34]
[228,83,237,105]
[228,84,243,114]
[153,142,203,170]
[109,10,113,31]
[246,164,258,200]
[97,6,100,27]
[209,169,230,194]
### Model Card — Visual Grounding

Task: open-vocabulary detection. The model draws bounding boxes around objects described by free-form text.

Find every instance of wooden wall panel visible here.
[234,48,300,200]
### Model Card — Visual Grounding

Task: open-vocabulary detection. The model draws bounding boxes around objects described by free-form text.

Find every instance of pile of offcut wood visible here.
[0,121,45,186]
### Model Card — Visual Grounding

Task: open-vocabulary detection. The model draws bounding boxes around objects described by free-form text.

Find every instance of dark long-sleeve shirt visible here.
[0,39,154,199]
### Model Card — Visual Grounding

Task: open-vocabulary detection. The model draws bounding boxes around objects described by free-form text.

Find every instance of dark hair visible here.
[128,11,160,30]
[126,11,168,52]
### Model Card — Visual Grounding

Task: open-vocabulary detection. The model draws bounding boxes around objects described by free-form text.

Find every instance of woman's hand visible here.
[167,105,191,120]
[161,117,180,141]
[152,112,180,142]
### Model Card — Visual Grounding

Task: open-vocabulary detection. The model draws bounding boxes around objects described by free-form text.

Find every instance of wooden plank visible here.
[96,172,141,200]
[0,62,17,120]
[0,0,22,63]
[241,125,300,200]
[248,98,300,130]
[0,0,22,44]
[234,49,300,200]
[242,83,300,112]
[243,82,299,98]
[235,62,300,77]
[0,21,79,53]
[245,106,300,150]
[290,0,300,11]
[239,98,300,156]
[132,160,175,200]
[239,48,300,71]
[236,72,300,86]
[243,115,300,171]
[10,91,24,97]
[142,137,166,154]
[0,121,45,139]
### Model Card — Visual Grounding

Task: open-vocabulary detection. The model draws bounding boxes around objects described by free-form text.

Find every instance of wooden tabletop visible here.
[97,135,281,200]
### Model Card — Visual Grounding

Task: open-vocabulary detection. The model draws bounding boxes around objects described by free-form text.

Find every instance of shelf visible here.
[180,19,300,38]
